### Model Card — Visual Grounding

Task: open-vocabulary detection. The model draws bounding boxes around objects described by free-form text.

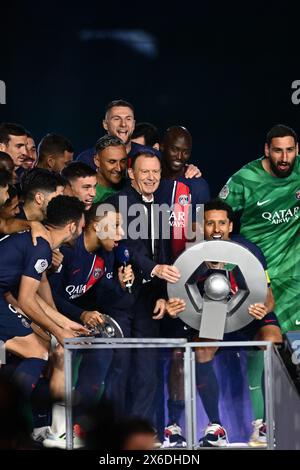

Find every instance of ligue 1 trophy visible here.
[168,240,267,340]
[85,314,124,338]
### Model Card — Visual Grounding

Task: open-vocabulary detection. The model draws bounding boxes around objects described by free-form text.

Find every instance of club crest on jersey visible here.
[178,195,189,206]
[21,317,31,329]
[34,259,49,274]
[93,267,103,279]
[296,189,300,200]
[219,185,229,199]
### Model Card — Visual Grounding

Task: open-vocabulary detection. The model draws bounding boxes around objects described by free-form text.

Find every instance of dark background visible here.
[1,1,300,195]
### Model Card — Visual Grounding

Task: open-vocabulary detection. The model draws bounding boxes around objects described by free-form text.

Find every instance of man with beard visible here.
[163,200,281,448]
[218,125,300,446]
[36,133,74,173]
[17,169,64,222]
[93,135,128,203]
[219,124,300,334]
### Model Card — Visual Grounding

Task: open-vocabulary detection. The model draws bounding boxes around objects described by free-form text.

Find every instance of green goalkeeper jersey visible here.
[219,156,300,332]
[219,156,300,280]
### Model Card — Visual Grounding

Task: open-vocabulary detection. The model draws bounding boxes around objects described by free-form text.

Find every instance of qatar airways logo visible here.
[0,80,5,104]
[168,210,185,228]
[262,207,299,224]
[66,284,86,299]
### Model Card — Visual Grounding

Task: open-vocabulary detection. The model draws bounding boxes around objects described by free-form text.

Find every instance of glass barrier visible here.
[63,338,274,450]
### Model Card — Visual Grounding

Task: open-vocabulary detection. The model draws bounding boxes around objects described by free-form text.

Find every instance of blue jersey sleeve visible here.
[23,238,52,281]
[232,235,268,270]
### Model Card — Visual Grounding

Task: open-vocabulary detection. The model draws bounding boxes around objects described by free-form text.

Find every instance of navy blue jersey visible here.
[76,147,97,170]
[155,177,210,259]
[156,177,210,218]
[0,231,52,293]
[49,233,133,321]
[231,235,267,271]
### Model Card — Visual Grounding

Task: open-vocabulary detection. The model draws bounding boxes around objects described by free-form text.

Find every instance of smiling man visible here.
[107,150,180,423]
[219,124,300,334]
[163,199,281,448]
[103,100,135,153]
[160,126,192,179]
[62,162,97,210]
[93,135,127,203]
[76,99,141,171]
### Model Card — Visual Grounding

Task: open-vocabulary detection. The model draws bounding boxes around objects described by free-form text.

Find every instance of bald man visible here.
[160,126,193,180]
[156,126,210,259]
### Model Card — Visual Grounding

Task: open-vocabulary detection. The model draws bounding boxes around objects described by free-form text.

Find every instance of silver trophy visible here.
[85,314,124,338]
[168,240,267,339]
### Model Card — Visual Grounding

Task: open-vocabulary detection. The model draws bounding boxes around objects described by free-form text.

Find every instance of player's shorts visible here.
[223,311,280,341]
[0,297,33,342]
[161,311,280,342]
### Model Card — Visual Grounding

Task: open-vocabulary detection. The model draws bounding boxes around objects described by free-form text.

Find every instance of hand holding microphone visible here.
[115,245,134,293]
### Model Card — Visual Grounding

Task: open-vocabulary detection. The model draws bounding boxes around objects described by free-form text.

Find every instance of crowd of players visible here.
[0,99,299,449]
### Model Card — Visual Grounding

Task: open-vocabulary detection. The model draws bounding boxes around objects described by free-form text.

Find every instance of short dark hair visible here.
[0,152,14,172]
[61,162,96,182]
[37,133,74,163]
[105,99,134,117]
[0,123,27,145]
[95,135,125,154]
[205,199,234,221]
[131,149,161,169]
[46,195,85,227]
[3,185,18,207]
[132,122,160,146]
[266,124,298,146]
[0,169,11,188]
[54,173,68,188]
[21,168,60,201]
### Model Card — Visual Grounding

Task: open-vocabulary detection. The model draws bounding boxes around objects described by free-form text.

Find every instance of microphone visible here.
[115,245,133,293]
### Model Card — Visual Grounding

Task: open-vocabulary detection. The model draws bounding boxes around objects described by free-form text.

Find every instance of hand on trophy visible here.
[165,298,186,318]
[248,303,268,320]
[152,264,181,283]
[80,310,105,328]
